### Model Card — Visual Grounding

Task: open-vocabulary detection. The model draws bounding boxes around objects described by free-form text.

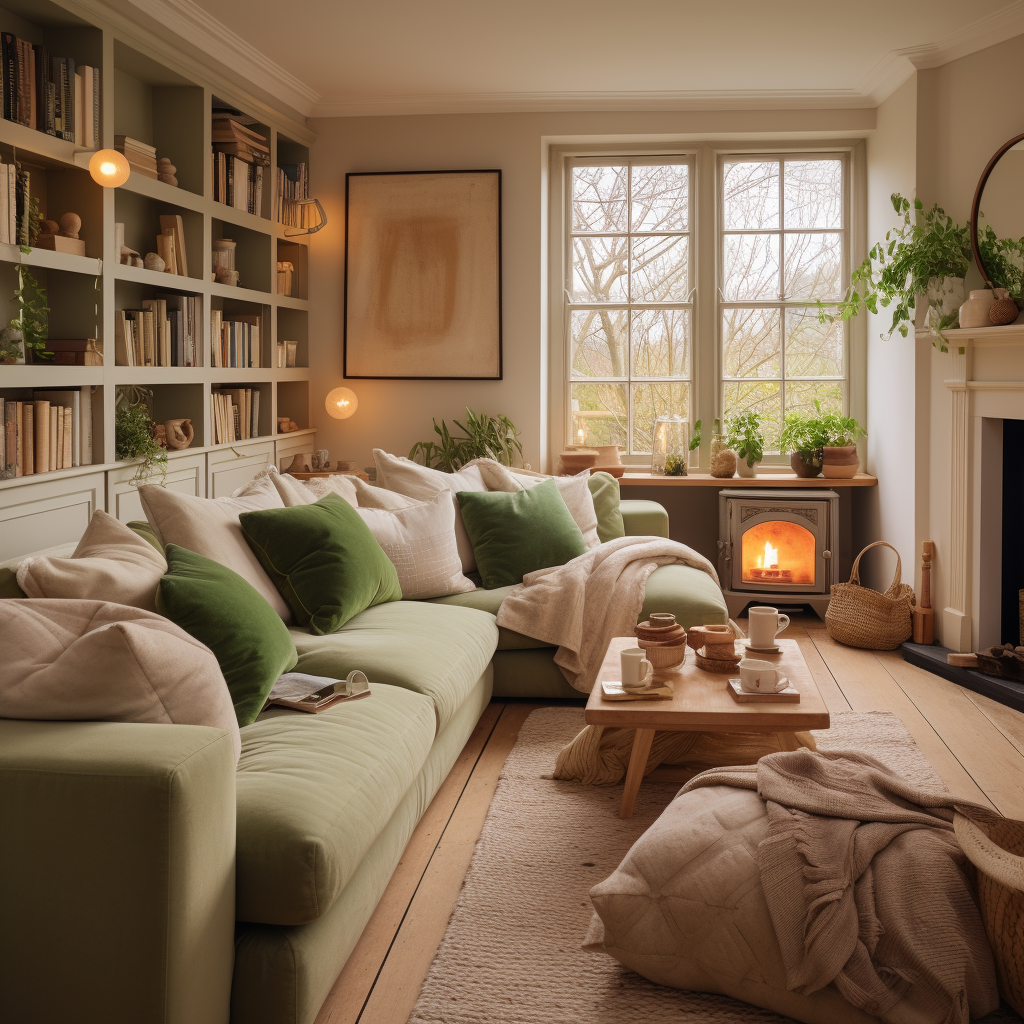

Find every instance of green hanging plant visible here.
[115,386,167,485]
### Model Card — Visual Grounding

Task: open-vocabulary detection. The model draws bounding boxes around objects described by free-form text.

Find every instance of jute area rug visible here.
[408,708,1017,1024]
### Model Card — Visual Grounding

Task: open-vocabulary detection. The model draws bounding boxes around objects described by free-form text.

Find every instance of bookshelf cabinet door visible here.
[108,454,206,523]
[208,442,274,498]
[0,472,106,562]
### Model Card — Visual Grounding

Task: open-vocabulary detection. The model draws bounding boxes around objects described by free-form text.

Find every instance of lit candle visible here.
[577,427,585,445]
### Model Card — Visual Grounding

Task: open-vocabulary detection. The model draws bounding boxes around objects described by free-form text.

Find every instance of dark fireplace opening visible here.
[1002,418,1024,646]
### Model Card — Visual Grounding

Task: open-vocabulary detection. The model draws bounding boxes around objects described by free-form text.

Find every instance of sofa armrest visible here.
[620,498,670,538]
[0,720,236,1024]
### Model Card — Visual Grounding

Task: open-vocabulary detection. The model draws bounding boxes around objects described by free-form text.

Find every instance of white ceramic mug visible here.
[748,606,790,649]
[620,648,654,691]
[739,658,788,694]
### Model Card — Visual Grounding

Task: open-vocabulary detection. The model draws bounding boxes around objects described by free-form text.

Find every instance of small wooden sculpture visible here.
[277,417,301,433]
[163,418,194,450]
[687,623,742,672]
[35,212,85,255]
[911,541,935,644]
[157,157,178,187]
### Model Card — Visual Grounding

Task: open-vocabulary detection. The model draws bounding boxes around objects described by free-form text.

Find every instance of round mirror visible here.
[971,133,1024,299]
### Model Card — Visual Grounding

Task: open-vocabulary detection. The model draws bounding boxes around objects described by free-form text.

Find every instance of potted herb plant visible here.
[3,265,50,363]
[821,193,972,352]
[780,407,829,478]
[725,412,764,478]
[409,407,523,471]
[818,410,866,479]
[115,386,168,484]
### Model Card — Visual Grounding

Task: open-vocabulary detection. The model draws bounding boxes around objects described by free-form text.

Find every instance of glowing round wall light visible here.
[88,149,131,188]
[325,387,358,420]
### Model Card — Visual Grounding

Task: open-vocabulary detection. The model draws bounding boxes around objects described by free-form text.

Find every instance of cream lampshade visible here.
[87,149,131,188]
[325,387,357,420]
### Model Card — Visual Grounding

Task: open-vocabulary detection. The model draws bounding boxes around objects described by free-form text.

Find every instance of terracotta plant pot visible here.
[557,449,598,475]
[790,450,822,478]
[591,444,625,479]
[822,444,859,478]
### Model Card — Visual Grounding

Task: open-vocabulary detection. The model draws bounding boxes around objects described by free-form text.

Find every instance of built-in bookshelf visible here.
[0,0,314,502]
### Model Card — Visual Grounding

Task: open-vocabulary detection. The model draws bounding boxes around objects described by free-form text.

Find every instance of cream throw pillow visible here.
[477,463,600,549]
[0,599,240,763]
[351,477,416,510]
[372,450,487,571]
[304,474,359,507]
[16,510,166,611]
[233,465,336,508]
[356,492,475,599]
[139,479,290,621]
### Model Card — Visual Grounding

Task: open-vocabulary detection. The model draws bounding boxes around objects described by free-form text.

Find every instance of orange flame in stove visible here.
[756,541,779,569]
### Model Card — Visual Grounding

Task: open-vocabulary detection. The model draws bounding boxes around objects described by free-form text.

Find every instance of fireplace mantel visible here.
[943,323,1024,652]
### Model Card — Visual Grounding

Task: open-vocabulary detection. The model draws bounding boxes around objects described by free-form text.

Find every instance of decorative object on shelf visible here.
[651,414,689,476]
[557,448,598,475]
[959,289,1001,329]
[780,400,830,478]
[284,453,311,473]
[277,261,294,296]
[345,170,501,379]
[115,386,168,485]
[911,540,935,645]
[821,193,971,352]
[311,449,330,470]
[151,424,168,448]
[120,245,143,268]
[88,149,130,188]
[163,419,194,451]
[817,409,866,478]
[591,444,625,478]
[990,294,1019,325]
[725,412,763,477]
[409,407,522,471]
[156,158,178,187]
[0,327,25,364]
[212,238,238,286]
[10,265,49,362]
[283,197,327,237]
[325,387,358,421]
[35,212,86,256]
[277,417,301,433]
[710,446,736,478]
[686,623,741,673]
[143,253,166,273]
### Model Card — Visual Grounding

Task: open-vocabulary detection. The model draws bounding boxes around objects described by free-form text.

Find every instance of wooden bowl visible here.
[638,638,687,671]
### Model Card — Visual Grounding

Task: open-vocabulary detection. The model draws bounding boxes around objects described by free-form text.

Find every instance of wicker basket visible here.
[954,809,1024,1015]
[825,541,914,650]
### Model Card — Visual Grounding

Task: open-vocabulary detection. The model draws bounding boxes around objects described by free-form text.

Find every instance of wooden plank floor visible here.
[316,614,1024,1024]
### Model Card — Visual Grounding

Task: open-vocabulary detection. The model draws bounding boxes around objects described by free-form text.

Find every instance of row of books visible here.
[115,135,158,179]
[0,160,28,246]
[115,295,201,367]
[211,388,261,444]
[1,389,94,478]
[1,34,99,146]
[277,162,309,227]
[213,152,264,216]
[210,309,262,368]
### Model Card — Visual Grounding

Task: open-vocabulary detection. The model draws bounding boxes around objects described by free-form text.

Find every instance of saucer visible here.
[741,639,782,654]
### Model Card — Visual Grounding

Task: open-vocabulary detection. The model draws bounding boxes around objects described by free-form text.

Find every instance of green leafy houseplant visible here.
[725,412,765,469]
[817,409,866,448]
[6,264,51,361]
[976,223,1024,302]
[115,386,168,484]
[780,403,830,474]
[821,194,971,351]
[409,408,524,472]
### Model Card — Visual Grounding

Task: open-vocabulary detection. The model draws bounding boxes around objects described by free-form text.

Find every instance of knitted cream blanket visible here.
[495,535,718,694]
[683,748,999,1024]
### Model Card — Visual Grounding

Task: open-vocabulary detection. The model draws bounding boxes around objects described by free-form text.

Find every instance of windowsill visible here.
[618,472,877,487]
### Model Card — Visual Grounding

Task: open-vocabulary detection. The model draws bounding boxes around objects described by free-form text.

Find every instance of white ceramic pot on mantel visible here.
[958,289,997,329]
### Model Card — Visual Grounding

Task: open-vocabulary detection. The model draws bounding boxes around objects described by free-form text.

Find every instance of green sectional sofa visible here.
[0,499,728,1024]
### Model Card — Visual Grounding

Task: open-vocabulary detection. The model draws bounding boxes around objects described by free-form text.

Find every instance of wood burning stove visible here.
[718,489,840,619]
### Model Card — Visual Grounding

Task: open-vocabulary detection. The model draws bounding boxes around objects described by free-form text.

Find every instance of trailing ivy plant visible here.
[820,194,972,351]
[725,412,765,468]
[976,223,1024,303]
[115,386,168,484]
[10,264,51,360]
[409,407,524,471]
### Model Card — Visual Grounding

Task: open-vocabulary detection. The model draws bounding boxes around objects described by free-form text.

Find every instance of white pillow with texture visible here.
[356,492,475,599]
[0,599,240,763]
[140,478,290,621]
[17,510,166,612]
[372,449,487,571]
[304,474,359,507]
[233,465,330,508]
[477,463,600,549]
[352,477,417,510]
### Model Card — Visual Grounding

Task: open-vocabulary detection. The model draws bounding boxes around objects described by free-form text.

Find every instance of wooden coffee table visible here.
[586,637,830,818]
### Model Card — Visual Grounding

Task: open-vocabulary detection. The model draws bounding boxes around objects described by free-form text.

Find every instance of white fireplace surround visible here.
[944,324,1024,652]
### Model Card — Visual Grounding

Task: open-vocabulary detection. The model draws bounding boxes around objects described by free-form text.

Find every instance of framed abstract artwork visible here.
[344,170,502,379]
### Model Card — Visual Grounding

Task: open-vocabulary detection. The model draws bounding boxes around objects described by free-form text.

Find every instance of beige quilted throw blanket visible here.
[495,535,718,694]
[684,748,999,1024]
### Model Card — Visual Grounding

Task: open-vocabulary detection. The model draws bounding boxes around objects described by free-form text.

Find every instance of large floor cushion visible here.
[290,601,498,731]
[235,683,436,926]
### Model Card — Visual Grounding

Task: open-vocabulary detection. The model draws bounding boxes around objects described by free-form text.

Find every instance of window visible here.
[567,159,693,455]
[561,150,850,464]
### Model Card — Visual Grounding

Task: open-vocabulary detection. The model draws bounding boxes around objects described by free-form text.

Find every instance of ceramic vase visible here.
[557,449,598,475]
[790,450,822,478]
[735,456,758,478]
[591,444,625,478]
[958,289,996,329]
[822,444,859,478]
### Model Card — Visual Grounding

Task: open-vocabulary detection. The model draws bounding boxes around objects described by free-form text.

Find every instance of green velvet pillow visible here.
[127,520,165,554]
[156,544,297,726]
[239,492,402,635]
[587,472,624,544]
[456,478,588,590]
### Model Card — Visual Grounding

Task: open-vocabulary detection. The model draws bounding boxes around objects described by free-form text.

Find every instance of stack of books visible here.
[115,136,158,179]
[210,310,261,368]
[0,159,29,245]
[211,388,260,444]
[277,161,309,227]
[1,388,94,478]
[1,34,98,145]
[212,117,268,216]
[115,294,200,367]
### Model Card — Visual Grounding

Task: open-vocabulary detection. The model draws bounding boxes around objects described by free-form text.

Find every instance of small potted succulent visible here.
[818,410,866,478]
[779,402,830,478]
[725,412,765,478]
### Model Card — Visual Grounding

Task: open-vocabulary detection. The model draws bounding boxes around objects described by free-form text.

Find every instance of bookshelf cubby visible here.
[0,0,315,520]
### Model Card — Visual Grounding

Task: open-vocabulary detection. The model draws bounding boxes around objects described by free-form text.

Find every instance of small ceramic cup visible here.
[620,648,654,691]
[739,658,787,694]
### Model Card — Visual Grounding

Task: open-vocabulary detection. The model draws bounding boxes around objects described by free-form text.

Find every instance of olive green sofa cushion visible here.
[290,600,498,731]
[588,472,625,543]
[620,498,670,538]
[425,584,548,650]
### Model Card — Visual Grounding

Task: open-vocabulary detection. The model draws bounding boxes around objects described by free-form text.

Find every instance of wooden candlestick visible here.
[912,541,935,644]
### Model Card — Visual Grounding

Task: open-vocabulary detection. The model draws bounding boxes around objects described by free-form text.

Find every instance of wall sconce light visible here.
[325,386,357,420]
[87,149,131,188]
[284,198,327,237]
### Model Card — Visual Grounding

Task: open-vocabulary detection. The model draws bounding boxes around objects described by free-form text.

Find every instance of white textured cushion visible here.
[352,477,416,509]
[356,492,475,599]
[139,479,290,621]
[372,449,487,571]
[234,465,327,508]
[16,510,166,612]
[304,474,359,507]
[477,463,600,548]
[0,599,240,762]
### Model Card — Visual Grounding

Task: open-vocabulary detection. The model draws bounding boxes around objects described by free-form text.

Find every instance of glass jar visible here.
[651,414,689,476]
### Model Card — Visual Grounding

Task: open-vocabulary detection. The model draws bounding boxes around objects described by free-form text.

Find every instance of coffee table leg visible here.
[620,728,656,819]
[777,731,817,752]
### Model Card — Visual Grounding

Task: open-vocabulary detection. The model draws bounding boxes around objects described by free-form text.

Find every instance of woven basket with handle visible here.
[825,540,914,650]
[955,808,1024,1015]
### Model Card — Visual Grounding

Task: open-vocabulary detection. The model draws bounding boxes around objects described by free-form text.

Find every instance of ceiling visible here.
[133,0,1023,117]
